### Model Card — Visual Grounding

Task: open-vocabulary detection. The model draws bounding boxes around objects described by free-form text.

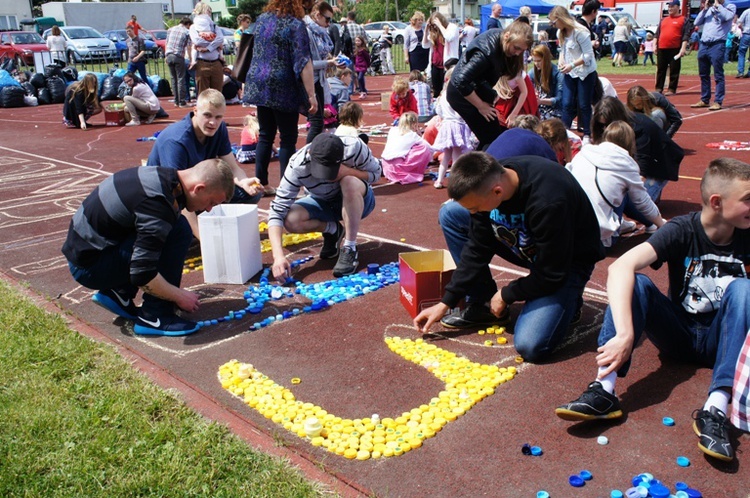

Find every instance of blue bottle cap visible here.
[685,488,702,498]
[625,487,640,498]
[675,482,688,491]
[579,470,593,480]
[675,492,689,498]
[635,486,648,498]
[569,475,585,487]
[663,416,675,426]
[536,492,550,498]
[676,456,691,467]
[530,445,543,456]
[521,443,532,455]
[649,483,670,498]
[611,491,624,498]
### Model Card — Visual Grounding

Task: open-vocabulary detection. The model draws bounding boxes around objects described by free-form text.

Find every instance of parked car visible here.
[218,27,235,55]
[102,29,157,61]
[363,21,408,44]
[0,31,48,66]
[598,10,648,56]
[148,29,168,56]
[42,26,118,63]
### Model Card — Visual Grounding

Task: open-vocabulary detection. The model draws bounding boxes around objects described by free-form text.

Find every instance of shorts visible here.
[295,183,375,223]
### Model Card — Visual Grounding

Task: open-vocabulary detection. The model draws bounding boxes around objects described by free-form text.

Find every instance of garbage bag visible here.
[29,72,46,89]
[46,75,66,104]
[100,76,122,101]
[20,81,36,96]
[0,69,21,89]
[37,87,51,105]
[0,86,26,108]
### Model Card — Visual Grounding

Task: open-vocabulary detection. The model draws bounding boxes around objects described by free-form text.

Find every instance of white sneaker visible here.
[582,136,591,146]
[619,220,637,234]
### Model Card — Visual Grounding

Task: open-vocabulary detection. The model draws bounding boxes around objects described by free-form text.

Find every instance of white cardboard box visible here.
[198,204,262,284]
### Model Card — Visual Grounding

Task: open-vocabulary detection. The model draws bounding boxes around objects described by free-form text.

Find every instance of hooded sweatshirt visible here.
[566,141,661,247]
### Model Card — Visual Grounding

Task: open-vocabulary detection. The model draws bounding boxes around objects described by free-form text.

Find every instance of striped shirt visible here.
[268,136,381,227]
[62,167,185,286]
[165,24,191,57]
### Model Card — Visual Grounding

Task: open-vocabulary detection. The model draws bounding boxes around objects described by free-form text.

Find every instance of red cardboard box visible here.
[104,109,125,126]
[399,250,456,318]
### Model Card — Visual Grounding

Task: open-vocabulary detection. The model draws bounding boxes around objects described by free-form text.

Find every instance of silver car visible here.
[43,26,117,63]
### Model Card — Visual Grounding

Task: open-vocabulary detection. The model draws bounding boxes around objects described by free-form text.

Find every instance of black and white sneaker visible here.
[693,406,734,462]
[440,304,509,329]
[92,289,138,320]
[332,247,358,277]
[134,312,200,337]
[555,381,623,421]
[320,222,344,260]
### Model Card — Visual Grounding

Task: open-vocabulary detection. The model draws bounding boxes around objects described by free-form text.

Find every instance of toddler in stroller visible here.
[367,42,383,76]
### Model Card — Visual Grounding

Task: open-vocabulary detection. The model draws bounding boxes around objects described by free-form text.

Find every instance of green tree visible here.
[349,0,434,24]
[229,0,268,22]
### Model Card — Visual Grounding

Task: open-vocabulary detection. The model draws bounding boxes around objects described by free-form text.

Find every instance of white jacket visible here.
[566,142,660,247]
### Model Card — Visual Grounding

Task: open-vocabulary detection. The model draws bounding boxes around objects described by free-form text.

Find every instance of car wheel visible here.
[395,35,403,44]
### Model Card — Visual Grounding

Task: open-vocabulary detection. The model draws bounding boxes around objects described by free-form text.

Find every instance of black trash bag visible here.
[117,80,131,100]
[20,81,36,97]
[61,66,78,83]
[155,78,171,97]
[101,76,122,101]
[46,75,66,104]
[37,87,52,105]
[0,86,27,108]
[0,58,17,73]
[155,107,169,119]
[30,72,46,89]
[44,64,64,80]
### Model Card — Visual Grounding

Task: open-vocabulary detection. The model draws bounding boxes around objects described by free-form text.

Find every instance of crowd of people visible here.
[58,0,750,467]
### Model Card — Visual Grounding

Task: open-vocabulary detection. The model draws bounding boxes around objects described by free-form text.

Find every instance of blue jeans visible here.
[295,184,375,222]
[697,41,726,104]
[128,60,148,84]
[598,275,750,393]
[562,71,596,136]
[438,200,594,362]
[356,71,367,94]
[738,34,750,76]
[622,177,668,227]
[67,215,193,316]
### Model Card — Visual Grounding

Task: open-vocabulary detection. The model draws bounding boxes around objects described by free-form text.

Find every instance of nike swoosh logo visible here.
[139,317,161,328]
[113,292,131,308]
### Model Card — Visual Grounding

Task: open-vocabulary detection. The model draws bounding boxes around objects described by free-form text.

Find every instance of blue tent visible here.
[727,0,750,10]
[480,0,556,31]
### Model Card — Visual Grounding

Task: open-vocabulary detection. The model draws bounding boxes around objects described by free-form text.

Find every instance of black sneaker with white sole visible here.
[555,381,623,421]
[332,246,358,277]
[692,406,734,462]
[134,312,200,337]
[320,222,344,259]
[440,304,510,329]
[92,289,138,320]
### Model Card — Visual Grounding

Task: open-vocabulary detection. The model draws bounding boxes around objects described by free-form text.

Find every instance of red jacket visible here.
[389,91,418,120]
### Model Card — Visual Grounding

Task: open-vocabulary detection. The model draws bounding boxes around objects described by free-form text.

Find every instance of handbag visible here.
[232,32,254,81]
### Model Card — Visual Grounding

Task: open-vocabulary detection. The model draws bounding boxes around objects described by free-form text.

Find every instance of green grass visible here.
[0,280,331,498]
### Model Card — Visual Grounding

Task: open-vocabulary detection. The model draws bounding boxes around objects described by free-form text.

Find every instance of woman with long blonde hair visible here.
[548,5,597,143]
[530,44,563,120]
[403,11,429,72]
[446,20,533,148]
[62,73,102,130]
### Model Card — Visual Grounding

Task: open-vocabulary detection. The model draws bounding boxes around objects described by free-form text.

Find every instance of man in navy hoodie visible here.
[414,152,604,362]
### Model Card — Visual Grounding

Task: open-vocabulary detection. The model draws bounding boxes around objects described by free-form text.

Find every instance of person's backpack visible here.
[341,24,353,58]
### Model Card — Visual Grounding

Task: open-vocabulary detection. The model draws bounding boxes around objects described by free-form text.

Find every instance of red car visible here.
[147,29,168,57]
[0,31,49,66]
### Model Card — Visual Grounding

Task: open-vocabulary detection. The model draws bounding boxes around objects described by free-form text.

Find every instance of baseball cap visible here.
[308,134,344,180]
[668,0,680,6]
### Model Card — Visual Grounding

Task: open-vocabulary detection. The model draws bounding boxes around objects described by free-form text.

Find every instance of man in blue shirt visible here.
[690,0,736,110]
[148,88,262,237]
[736,7,750,78]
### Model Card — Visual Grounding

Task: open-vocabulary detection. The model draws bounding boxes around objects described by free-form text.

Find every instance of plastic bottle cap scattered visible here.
[291,377,301,384]
[597,435,609,445]
[537,492,550,498]
[676,456,691,467]
[611,491,624,498]
[662,416,675,426]
[569,475,585,487]
[530,445,543,456]
[579,470,592,480]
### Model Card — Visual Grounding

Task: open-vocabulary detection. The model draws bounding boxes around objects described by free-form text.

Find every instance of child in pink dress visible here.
[381,112,433,184]
[432,68,473,189]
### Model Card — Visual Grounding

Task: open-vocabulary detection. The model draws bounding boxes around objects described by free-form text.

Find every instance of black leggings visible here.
[446,83,505,150]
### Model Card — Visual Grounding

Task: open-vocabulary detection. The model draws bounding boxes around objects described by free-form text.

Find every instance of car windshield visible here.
[612,13,640,28]
[390,22,407,29]
[152,31,167,40]
[11,33,44,44]
[66,28,104,39]
[141,32,154,41]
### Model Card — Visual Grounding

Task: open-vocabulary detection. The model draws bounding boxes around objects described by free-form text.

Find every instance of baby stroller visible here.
[620,34,640,66]
[367,41,382,76]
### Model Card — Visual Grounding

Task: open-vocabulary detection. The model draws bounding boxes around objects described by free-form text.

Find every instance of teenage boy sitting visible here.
[556,158,750,462]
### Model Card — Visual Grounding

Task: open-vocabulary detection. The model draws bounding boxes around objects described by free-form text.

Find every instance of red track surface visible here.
[1,73,748,497]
